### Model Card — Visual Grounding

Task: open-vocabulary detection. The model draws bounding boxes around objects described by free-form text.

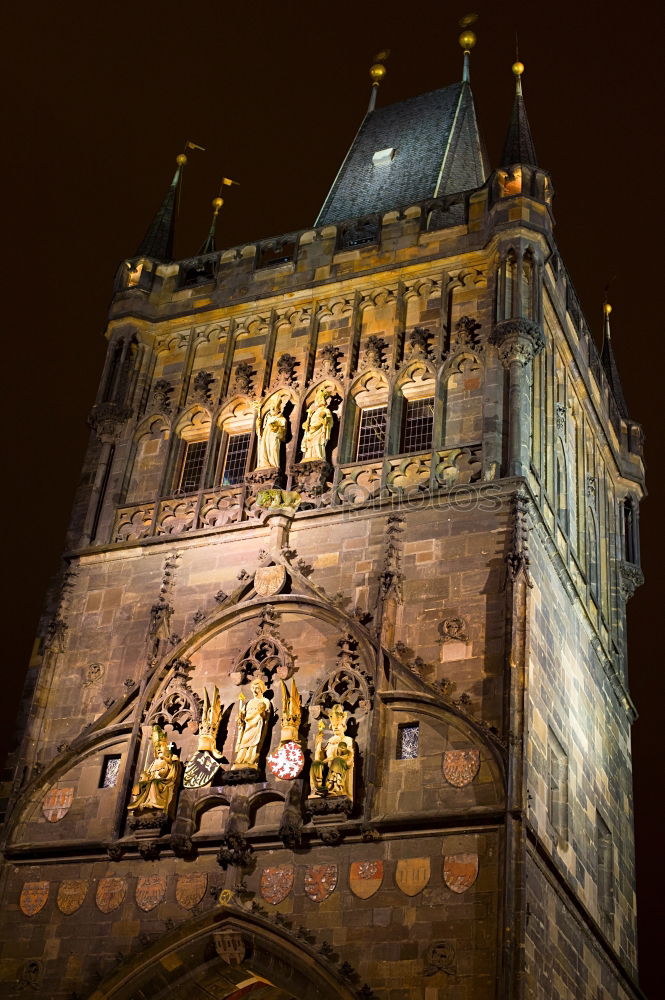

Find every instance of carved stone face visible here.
[250,679,265,697]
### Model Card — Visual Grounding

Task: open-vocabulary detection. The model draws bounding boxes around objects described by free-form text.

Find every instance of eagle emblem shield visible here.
[442,749,480,787]
[95,877,126,913]
[176,873,207,909]
[136,874,167,912]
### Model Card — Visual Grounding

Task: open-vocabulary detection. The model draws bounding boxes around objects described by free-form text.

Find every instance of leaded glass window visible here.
[100,755,121,788]
[221,433,251,486]
[397,722,419,759]
[356,405,387,461]
[179,440,207,493]
[402,396,434,453]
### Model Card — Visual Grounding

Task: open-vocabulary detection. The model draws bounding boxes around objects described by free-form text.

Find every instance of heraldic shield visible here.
[442,749,480,787]
[304,864,337,902]
[95,877,127,913]
[214,931,247,965]
[176,873,207,909]
[349,861,384,899]
[57,880,87,915]
[260,865,295,905]
[443,853,479,893]
[19,881,49,916]
[395,857,431,896]
[42,786,74,823]
[136,874,167,912]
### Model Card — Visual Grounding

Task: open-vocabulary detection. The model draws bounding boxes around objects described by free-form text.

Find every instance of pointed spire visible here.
[500,61,538,167]
[600,302,630,418]
[368,50,389,112]
[135,153,187,262]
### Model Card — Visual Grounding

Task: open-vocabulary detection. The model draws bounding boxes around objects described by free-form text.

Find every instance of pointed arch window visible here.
[179,440,207,493]
[522,252,534,320]
[501,252,517,320]
[587,508,600,601]
[356,405,387,460]
[214,399,255,488]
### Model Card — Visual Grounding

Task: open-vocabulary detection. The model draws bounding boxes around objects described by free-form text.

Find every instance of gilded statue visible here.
[300,388,333,463]
[232,678,271,770]
[309,704,355,801]
[256,396,287,470]
[128,724,181,818]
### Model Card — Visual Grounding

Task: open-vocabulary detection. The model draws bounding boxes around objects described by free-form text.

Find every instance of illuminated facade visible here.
[0,50,646,1000]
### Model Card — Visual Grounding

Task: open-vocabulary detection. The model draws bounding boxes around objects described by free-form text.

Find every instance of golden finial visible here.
[368,49,390,111]
[176,152,188,167]
[212,196,224,211]
[604,302,612,316]
[459,29,477,51]
[512,61,524,77]
[458,14,478,82]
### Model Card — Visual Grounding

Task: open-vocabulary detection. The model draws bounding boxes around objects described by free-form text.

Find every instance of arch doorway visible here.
[88,904,363,1000]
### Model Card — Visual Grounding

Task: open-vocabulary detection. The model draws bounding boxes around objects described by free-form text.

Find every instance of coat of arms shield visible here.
[214,930,247,965]
[442,749,480,787]
[95,877,126,913]
[349,860,384,899]
[19,881,49,917]
[260,865,295,905]
[304,864,337,902]
[136,874,167,912]
[57,879,88,915]
[443,853,479,893]
[395,857,431,896]
[254,564,286,597]
[42,787,74,823]
[176,873,207,909]
[183,750,223,788]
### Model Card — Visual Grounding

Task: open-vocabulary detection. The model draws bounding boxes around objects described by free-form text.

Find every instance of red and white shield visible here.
[267,741,304,780]
[443,853,479,893]
[304,864,337,902]
[349,861,384,899]
[42,787,74,823]
[442,749,480,787]
[260,865,295,905]
[19,881,49,917]
[136,874,167,912]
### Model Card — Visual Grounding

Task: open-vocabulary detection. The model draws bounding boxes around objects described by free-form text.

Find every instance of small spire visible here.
[600,301,630,418]
[500,60,538,167]
[135,153,186,262]
[458,14,478,83]
[368,50,389,112]
[198,177,240,255]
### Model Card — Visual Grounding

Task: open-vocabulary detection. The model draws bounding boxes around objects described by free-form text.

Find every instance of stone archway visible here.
[88,904,363,1000]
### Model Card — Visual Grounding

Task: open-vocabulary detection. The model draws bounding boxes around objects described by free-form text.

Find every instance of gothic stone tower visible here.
[0,51,645,1000]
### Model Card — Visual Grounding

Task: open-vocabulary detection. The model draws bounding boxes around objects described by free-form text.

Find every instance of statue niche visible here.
[300,387,333,463]
[255,395,288,471]
[222,678,272,784]
[127,724,182,828]
[308,704,355,816]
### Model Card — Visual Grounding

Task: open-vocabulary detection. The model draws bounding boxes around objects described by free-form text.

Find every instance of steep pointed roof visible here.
[315,81,488,226]
[135,162,183,262]
[601,306,629,418]
[500,65,538,167]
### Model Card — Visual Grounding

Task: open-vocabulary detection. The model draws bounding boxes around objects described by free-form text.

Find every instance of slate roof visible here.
[315,82,488,226]
[500,91,538,168]
[135,167,180,261]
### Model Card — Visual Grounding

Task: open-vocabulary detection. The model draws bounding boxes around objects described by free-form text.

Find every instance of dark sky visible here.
[3,1,663,993]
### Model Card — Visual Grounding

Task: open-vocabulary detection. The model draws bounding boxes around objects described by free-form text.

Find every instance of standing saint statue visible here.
[300,388,333,463]
[256,396,287,470]
[127,724,181,819]
[232,677,271,770]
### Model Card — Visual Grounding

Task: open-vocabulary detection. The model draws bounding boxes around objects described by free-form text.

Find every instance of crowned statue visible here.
[300,387,333,463]
[256,396,287,470]
[127,724,182,819]
[309,703,355,802]
[232,677,271,770]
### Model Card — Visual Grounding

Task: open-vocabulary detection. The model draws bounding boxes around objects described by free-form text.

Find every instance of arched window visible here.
[346,372,389,463]
[522,252,534,321]
[623,497,637,564]
[125,416,170,503]
[503,252,516,319]
[394,363,436,455]
[172,408,211,495]
[215,399,254,487]
[587,508,600,601]
[555,439,569,534]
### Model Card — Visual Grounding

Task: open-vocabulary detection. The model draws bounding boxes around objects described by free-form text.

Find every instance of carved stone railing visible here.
[113,504,155,544]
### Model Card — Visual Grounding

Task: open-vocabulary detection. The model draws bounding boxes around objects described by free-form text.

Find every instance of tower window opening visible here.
[547,730,569,841]
[100,755,121,788]
[402,396,434,454]
[356,405,387,461]
[221,433,251,486]
[522,254,534,320]
[623,498,637,563]
[179,440,207,493]
[397,722,419,759]
[596,813,614,918]
[503,253,516,319]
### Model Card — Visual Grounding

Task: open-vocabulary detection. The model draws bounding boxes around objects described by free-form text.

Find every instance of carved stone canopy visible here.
[490,318,545,368]
[146,659,202,733]
[229,608,296,685]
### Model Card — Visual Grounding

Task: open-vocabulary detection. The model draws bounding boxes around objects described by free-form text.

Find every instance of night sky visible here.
[3,2,663,993]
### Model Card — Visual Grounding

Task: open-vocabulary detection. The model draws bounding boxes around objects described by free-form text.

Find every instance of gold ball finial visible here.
[459,29,476,51]
[604,302,612,316]
[176,153,188,166]
[512,61,525,77]
[370,62,387,84]
[212,196,224,211]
